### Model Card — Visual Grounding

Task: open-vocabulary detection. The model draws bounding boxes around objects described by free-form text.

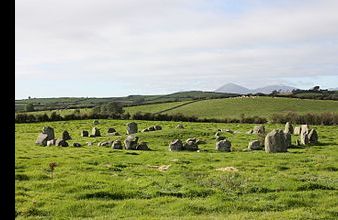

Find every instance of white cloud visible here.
[15,0,338,97]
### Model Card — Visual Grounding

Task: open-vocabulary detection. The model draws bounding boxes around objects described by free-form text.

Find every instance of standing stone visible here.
[169,139,183,151]
[284,132,292,147]
[107,128,116,133]
[284,122,293,134]
[42,126,55,140]
[136,142,150,150]
[216,139,231,152]
[308,129,318,144]
[81,130,89,137]
[91,127,101,137]
[124,135,139,150]
[293,127,301,135]
[301,124,310,134]
[248,140,262,150]
[300,129,309,145]
[253,125,265,135]
[62,130,72,140]
[264,129,288,153]
[55,139,69,147]
[126,122,138,135]
[112,140,123,149]
[35,133,48,146]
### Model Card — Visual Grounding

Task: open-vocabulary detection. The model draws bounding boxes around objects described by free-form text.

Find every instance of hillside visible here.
[124,96,338,119]
[15,91,238,112]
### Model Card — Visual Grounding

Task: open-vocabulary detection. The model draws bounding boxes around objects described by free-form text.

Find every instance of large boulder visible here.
[264,129,288,153]
[248,140,262,150]
[284,132,292,147]
[284,122,293,134]
[112,140,123,149]
[293,126,301,135]
[216,139,231,152]
[124,135,139,150]
[253,125,265,135]
[42,126,55,140]
[308,129,318,144]
[91,127,101,137]
[55,139,69,147]
[184,140,199,151]
[35,133,48,146]
[169,139,184,151]
[126,122,138,135]
[81,130,89,137]
[62,130,72,140]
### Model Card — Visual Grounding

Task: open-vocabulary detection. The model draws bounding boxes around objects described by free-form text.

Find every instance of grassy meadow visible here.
[15,119,338,219]
[124,97,338,119]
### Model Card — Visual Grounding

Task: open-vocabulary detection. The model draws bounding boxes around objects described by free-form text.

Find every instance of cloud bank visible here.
[15,0,338,98]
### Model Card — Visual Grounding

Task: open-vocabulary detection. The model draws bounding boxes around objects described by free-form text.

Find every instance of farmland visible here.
[125,96,338,119]
[15,119,338,219]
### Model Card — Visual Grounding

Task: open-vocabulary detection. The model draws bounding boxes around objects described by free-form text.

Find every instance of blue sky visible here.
[15,0,338,99]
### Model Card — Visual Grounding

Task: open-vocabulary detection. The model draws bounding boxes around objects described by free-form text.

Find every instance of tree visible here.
[25,103,34,112]
[311,86,320,91]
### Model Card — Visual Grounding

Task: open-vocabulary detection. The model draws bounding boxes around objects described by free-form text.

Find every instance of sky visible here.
[15,0,338,99]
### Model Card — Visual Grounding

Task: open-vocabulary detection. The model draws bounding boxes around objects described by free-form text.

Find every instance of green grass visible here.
[125,96,338,119]
[125,101,193,115]
[15,119,338,219]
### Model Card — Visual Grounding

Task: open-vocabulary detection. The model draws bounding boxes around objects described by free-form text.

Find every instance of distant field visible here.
[125,97,338,119]
[124,101,193,115]
[24,108,93,116]
[15,119,338,219]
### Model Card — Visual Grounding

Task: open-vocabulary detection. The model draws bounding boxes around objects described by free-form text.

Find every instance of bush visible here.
[270,112,338,125]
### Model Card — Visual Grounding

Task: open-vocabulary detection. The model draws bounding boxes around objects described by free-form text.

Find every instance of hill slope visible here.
[125,96,338,119]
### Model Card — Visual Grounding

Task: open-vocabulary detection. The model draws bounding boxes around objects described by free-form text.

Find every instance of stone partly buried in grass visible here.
[216,139,232,152]
[124,135,151,150]
[55,139,69,147]
[248,140,262,150]
[169,138,199,151]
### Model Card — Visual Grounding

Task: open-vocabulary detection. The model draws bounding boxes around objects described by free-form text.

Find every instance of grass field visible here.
[125,97,338,119]
[15,119,338,219]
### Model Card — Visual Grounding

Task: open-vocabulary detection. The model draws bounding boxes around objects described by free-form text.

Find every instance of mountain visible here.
[215,83,251,94]
[252,85,298,94]
[215,83,298,94]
